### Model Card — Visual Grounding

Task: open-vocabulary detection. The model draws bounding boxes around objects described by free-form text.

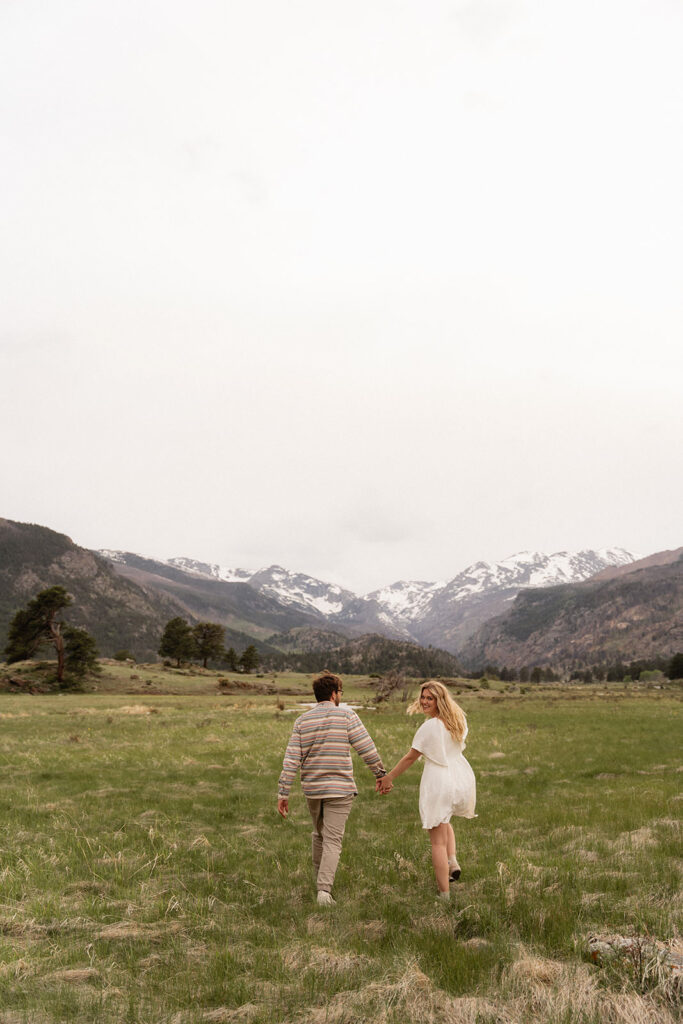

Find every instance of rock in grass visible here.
[586,933,683,979]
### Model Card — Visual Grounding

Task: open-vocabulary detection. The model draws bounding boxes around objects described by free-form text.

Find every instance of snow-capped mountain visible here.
[365,579,447,625]
[244,566,356,618]
[331,548,638,650]
[451,548,636,593]
[406,548,637,651]
[421,548,636,619]
[366,549,635,623]
[105,555,357,621]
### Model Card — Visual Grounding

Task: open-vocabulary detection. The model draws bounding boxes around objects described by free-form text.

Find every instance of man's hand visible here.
[376,776,393,794]
[277,797,289,818]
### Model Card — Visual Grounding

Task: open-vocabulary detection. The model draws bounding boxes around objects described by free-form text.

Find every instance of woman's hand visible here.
[379,748,421,791]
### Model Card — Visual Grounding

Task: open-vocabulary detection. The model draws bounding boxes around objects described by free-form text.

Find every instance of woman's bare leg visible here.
[446,824,456,859]
[445,823,461,878]
[429,823,450,893]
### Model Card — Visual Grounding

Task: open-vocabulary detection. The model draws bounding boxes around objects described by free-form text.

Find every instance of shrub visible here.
[667,652,683,680]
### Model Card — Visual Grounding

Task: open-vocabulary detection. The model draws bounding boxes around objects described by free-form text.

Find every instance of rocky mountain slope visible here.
[98,552,322,644]
[458,551,683,671]
[0,520,188,660]
[157,558,356,618]
[591,547,683,582]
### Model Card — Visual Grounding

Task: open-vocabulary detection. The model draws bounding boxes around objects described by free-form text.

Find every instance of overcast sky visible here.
[1,0,681,594]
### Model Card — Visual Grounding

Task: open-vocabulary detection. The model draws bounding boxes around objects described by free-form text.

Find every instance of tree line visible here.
[2,589,260,685]
[158,617,260,673]
[471,653,683,683]
[257,638,461,678]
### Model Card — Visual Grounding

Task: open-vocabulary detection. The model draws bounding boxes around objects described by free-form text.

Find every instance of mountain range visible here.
[2,516,680,672]
[100,547,638,654]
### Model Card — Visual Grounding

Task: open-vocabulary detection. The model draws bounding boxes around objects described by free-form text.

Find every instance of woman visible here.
[378,680,476,899]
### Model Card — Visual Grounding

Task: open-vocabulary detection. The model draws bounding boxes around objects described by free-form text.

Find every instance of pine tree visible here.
[159,618,195,667]
[192,622,225,669]
[64,626,101,681]
[239,644,259,674]
[668,652,683,680]
[5,586,72,684]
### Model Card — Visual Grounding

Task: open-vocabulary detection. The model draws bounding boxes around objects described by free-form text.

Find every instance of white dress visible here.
[411,717,477,829]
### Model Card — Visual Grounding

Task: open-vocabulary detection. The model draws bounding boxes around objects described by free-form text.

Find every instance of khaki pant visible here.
[306,794,354,893]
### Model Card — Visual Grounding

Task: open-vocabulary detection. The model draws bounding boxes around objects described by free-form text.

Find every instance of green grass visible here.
[0,674,680,1023]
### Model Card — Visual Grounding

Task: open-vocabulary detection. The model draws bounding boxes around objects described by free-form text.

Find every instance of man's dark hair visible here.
[313,671,342,703]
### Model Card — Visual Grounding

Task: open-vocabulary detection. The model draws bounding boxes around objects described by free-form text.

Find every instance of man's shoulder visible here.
[296,702,335,722]
[297,703,357,724]
[341,704,364,724]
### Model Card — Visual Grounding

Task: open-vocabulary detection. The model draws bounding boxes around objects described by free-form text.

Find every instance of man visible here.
[277,671,391,906]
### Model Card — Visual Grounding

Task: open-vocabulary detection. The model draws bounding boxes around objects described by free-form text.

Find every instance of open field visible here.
[0,671,680,1023]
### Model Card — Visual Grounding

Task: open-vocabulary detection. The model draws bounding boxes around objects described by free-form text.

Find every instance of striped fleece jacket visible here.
[278,701,386,798]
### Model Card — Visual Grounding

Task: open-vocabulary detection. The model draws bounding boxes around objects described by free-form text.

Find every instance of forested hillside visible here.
[263,627,462,676]
[0,520,187,660]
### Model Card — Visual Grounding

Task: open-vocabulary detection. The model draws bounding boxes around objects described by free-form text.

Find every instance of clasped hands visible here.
[376,775,393,795]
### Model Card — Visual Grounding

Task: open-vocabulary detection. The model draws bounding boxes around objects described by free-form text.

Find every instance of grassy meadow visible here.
[0,667,680,1023]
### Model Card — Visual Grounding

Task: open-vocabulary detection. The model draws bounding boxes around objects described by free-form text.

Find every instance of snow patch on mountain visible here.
[493,548,637,589]
[366,580,446,621]
[432,548,637,607]
[247,565,354,617]
[98,549,128,564]
[167,557,253,582]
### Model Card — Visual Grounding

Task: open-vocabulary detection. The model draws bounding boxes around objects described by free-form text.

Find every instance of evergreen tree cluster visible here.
[471,652,683,684]
[468,664,560,683]
[158,618,260,672]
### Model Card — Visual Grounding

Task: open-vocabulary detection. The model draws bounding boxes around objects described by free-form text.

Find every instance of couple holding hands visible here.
[277,673,476,904]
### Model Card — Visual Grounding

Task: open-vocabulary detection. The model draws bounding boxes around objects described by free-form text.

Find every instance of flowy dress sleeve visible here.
[411,718,449,766]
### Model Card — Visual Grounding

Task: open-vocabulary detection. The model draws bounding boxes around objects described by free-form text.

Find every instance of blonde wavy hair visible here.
[407,680,467,742]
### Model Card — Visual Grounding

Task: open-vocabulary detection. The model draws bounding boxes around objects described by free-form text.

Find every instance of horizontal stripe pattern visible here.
[278,702,385,798]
